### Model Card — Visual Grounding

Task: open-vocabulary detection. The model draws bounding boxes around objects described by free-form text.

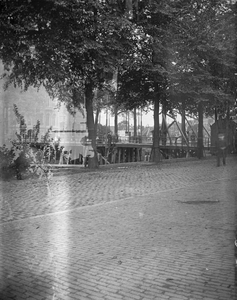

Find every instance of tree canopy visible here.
[116,0,236,116]
[169,0,236,117]
[0,1,137,89]
[0,0,146,167]
[0,0,236,165]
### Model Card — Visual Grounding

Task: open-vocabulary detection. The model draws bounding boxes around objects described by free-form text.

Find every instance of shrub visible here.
[0,145,15,179]
[0,105,54,181]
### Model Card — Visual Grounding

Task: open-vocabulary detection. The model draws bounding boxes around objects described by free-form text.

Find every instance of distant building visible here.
[168,122,181,137]
[0,64,86,147]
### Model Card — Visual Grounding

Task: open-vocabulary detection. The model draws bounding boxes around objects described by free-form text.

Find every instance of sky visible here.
[99,109,154,127]
[99,108,181,128]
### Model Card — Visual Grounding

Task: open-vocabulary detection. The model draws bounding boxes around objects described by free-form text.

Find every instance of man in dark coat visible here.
[216,132,227,167]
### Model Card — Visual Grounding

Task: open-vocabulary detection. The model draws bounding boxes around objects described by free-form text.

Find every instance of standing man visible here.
[216,132,227,167]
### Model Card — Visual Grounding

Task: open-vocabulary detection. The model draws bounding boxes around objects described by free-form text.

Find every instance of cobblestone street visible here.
[0,156,237,300]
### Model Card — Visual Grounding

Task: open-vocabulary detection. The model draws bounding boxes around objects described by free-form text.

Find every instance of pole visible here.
[141,108,142,135]
[134,108,137,138]
[105,108,108,145]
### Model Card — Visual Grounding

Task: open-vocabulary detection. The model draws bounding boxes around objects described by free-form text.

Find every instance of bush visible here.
[0,145,15,179]
[0,105,54,181]
[0,141,54,181]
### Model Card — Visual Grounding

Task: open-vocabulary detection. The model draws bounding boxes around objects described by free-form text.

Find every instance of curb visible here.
[50,154,229,176]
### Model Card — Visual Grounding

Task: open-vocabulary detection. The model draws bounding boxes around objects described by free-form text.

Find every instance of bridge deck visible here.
[98,142,213,151]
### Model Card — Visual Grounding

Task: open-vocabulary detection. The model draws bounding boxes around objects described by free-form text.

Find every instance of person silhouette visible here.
[216,132,227,167]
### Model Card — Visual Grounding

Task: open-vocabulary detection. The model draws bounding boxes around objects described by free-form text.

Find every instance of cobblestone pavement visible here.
[0,156,237,299]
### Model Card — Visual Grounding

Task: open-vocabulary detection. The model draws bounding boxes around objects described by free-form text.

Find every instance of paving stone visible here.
[0,156,236,300]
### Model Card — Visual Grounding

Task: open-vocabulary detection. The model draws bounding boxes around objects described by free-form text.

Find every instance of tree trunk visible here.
[133,108,137,137]
[161,103,167,146]
[114,105,118,140]
[197,102,203,159]
[94,107,100,137]
[181,101,186,146]
[127,111,130,134]
[214,107,218,122]
[151,97,160,163]
[85,81,98,168]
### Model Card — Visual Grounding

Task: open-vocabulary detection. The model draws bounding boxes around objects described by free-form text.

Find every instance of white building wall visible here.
[0,71,86,146]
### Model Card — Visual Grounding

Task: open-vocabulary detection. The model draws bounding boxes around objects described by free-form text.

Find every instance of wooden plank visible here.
[162,113,172,145]
[116,142,151,148]
[114,144,213,153]
[135,148,138,162]
[118,148,121,164]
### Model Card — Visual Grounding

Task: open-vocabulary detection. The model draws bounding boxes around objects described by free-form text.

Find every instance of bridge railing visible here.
[96,135,211,148]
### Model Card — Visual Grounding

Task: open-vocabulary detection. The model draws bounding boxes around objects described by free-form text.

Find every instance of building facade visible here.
[0,65,86,147]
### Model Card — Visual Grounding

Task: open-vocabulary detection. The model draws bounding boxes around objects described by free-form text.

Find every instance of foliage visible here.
[0,0,236,165]
[0,0,146,168]
[28,145,53,181]
[47,83,85,117]
[116,0,175,109]
[168,0,236,117]
[96,123,112,137]
[0,0,141,99]
[115,0,236,118]
[0,105,53,180]
[0,144,16,179]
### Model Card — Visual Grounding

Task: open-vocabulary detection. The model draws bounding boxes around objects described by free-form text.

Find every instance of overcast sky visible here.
[99,109,181,127]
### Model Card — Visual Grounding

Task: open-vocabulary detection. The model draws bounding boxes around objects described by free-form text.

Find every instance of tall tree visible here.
[116,0,175,162]
[0,0,142,168]
[169,0,236,156]
[116,0,236,161]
